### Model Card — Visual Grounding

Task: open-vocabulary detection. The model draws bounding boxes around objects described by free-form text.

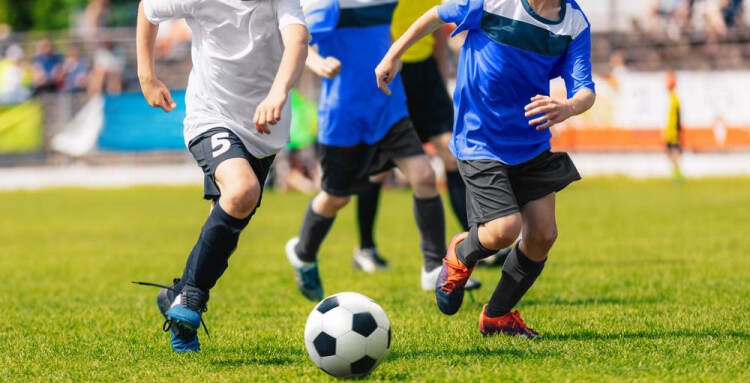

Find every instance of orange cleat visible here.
[478,305,541,338]
[435,232,475,315]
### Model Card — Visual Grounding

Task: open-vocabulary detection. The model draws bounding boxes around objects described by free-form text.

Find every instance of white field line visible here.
[0,152,749,190]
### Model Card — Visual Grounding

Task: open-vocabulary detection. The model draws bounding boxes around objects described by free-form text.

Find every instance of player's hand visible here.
[254,90,287,135]
[312,56,341,79]
[139,75,176,112]
[375,57,402,95]
[524,95,574,130]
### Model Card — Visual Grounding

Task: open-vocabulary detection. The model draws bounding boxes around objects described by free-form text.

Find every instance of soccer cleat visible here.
[478,305,541,339]
[286,237,324,302]
[435,232,475,315]
[422,266,481,292]
[352,247,389,272]
[165,285,209,352]
[132,279,209,352]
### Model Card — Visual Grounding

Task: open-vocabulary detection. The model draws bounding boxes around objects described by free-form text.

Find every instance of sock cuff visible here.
[469,225,496,257]
[308,201,336,222]
[212,202,251,230]
[413,194,442,205]
[514,243,546,269]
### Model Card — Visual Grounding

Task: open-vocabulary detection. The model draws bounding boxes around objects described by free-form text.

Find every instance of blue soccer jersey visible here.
[304,0,409,147]
[438,0,595,165]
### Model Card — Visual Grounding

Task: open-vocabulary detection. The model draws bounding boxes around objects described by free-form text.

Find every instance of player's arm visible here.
[136,1,176,112]
[524,89,595,131]
[376,7,445,95]
[305,46,341,80]
[432,27,450,80]
[253,24,309,134]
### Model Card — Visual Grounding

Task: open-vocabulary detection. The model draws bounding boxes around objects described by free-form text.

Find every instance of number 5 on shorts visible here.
[211,132,230,158]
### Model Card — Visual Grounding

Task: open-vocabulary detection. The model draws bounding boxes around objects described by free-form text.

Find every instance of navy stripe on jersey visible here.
[337,3,397,28]
[480,11,572,57]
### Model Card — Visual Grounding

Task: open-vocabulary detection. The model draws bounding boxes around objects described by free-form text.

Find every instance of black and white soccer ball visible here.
[304,292,391,378]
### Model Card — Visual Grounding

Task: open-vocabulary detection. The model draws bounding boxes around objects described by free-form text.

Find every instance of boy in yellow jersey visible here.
[664,71,683,184]
[353,0,473,284]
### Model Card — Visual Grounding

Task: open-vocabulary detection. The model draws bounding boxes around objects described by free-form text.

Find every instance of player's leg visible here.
[286,190,350,301]
[353,172,389,272]
[167,128,270,352]
[667,145,684,183]
[286,143,363,301]
[434,160,521,315]
[479,151,580,337]
[430,132,469,231]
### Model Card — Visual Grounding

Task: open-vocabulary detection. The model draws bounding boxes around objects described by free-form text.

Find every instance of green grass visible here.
[1,178,749,382]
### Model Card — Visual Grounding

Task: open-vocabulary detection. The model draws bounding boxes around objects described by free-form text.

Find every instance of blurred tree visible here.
[0,0,136,31]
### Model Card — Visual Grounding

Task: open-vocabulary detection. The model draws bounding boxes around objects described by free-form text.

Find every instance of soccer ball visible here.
[304,292,391,378]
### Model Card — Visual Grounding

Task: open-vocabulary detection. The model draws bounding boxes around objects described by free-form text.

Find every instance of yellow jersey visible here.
[665,91,681,144]
[392,0,442,63]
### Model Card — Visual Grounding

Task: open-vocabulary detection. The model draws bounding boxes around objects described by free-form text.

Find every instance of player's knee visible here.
[315,192,350,215]
[223,183,260,216]
[526,225,558,251]
[482,217,522,250]
[409,161,437,195]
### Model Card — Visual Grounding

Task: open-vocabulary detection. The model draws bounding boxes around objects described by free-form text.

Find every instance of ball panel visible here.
[304,310,324,344]
[316,296,339,314]
[335,332,367,363]
[365,327,389,361]
[352,312,378,337]
[313,332,336,357]
[319,355,351,378]
[321,306,353,337]
[335,292,374,314]
[368,301,390,329]
[350,355,377,376]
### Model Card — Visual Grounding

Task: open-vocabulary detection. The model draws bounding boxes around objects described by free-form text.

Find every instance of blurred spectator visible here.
[721,0,745,27]
[649,0,692,38]
[31,38,63,93]
[88,41,124,95]
[156,19,192,61]
[60,45,89,93]
[78,0,111,45]
[0,44,32,104]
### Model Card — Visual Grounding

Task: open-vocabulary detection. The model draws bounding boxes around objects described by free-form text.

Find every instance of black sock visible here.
[413,195,447,271]
[445,170,469,231]
[485,244,546,318]
[455,225,495,268]
[295,202,336,263]
[181,203,250,292]
[357,182,382,249]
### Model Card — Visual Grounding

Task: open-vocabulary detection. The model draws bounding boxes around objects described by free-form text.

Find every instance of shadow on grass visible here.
[389,345,557,362]
[521,296,662,307]
[210,355,296,367]
[548,329,750,341]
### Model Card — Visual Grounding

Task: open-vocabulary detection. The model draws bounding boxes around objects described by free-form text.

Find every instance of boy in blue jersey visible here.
[285,0,453,301]
[377,0,596,337]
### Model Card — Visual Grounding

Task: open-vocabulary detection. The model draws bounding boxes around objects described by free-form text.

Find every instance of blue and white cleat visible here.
[285,237,324,302]
[165,285,209,352]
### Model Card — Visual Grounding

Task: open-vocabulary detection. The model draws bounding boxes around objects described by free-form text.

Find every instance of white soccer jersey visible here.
[143,0,306,158]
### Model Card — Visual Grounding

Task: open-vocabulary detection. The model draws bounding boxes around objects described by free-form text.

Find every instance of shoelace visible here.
[132,280,210,338]
[509,310,535,336]
[440,259,470,292]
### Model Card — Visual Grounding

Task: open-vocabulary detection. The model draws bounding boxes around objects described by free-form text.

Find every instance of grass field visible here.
[1,177,749,382]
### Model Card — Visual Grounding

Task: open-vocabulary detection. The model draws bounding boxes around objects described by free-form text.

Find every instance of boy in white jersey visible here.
[377,0,596,337]
[135,0,308,352]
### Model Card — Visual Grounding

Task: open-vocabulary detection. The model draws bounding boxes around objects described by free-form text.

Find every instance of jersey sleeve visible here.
[560,27,596,97]
[301,0,340,45]
[437,0,484,36]
[142,0,197,24]
[275,0,307,31]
